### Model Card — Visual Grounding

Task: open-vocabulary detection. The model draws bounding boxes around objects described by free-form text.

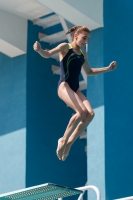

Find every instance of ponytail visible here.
[66,26,80,35]
[66,26,90,40]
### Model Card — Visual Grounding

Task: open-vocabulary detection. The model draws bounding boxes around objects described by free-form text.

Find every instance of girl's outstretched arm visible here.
[82,51,117,76]
[33,41,68,58]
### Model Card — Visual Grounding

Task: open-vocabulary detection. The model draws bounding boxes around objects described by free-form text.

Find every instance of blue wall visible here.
[26,20,87,200]
[0,53,26,135]
[104,1,133,199]
[0,53,26,193]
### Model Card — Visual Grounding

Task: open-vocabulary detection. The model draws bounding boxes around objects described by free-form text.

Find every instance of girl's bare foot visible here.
[56,137,67,160]
[62,142,72,161]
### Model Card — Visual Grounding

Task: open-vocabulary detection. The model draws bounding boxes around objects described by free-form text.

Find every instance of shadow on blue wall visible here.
[26,21,87,200]
[0,53,26,136]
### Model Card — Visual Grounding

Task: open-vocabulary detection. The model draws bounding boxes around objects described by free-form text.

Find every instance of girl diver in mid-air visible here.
[33,26,117,161]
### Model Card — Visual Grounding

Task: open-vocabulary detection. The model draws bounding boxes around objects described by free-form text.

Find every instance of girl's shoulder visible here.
[58,43,70,55]
[59,42,69,51]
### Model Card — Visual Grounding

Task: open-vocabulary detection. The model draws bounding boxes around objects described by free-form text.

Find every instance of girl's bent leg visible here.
[62,112,94,161]
[62,89,95,161]
[56,82,88,160]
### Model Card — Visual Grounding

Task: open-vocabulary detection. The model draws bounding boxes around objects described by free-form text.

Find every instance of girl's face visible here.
[74,31,90,48]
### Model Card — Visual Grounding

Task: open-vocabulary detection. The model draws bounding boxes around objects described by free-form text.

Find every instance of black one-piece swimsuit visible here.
[58,44,85,92]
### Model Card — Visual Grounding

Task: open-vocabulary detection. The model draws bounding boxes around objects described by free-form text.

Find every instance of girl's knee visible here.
[84,110,95,123]
[90,110,95,119]
[77,108,88,120]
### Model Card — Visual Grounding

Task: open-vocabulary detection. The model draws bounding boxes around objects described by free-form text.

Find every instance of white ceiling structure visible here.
[37,0,103,30]
[0,0,53,20]
[0,0,103,57]
[0,0,103,25]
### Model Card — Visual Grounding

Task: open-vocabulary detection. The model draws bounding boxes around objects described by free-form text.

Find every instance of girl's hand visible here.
[33,41,41,52]
[108,61,117,71]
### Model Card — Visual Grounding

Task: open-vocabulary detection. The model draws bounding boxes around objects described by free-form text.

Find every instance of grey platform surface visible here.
[0,183,83,200]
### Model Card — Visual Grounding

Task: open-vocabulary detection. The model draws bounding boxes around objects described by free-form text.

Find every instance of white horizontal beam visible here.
[51,65,60,75]
[33,14,60,29]
[39,31,67,45]
[79,131,87,139]
[0,39,25,58]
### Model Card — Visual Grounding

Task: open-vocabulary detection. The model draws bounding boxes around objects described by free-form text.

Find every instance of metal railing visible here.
[76,185,100,200]
[114,197,133,200]
[58,184,100,200]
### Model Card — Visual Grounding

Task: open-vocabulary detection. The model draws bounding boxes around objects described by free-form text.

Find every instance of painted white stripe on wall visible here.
[87,105,105,200]
[0,128,26,193]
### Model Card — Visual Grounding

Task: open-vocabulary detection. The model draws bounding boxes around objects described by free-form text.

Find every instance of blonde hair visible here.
[66,26,90,40]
